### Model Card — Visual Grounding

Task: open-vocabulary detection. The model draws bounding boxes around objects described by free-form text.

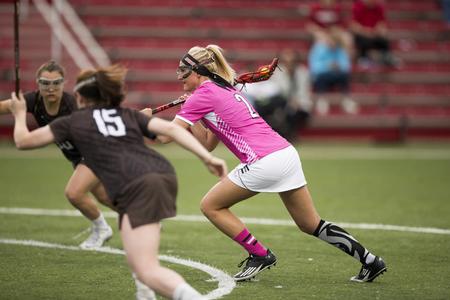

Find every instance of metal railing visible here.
[33,0,109,69]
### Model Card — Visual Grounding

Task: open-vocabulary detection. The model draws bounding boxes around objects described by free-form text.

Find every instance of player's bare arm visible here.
[151,117,188,144]
[190,122,219,151]
[10,92,55,149]
[139,108,181,144]
[147,117,227,178]
[0,98,12,114]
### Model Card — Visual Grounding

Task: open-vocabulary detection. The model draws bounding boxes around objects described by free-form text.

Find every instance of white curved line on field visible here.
[0,207,450,235]
[0,238,235,300]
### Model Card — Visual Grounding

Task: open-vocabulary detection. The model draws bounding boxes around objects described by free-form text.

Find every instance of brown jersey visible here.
[24,91,82,165]
[49,107,175,202]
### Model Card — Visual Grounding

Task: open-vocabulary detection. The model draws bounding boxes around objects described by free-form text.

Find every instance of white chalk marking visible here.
[0,207,449,235]
[0,238,235,299]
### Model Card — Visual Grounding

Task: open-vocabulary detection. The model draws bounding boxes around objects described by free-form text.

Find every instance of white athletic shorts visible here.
[228,145,307,193]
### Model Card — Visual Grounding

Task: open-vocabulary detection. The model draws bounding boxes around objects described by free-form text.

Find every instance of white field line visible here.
[1,207,450,235]
[0,238,235,300]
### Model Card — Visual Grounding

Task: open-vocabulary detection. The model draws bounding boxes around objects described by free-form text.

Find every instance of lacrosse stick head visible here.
[234,58,279,85]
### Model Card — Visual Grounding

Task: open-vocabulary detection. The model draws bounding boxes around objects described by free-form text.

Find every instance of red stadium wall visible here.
[0,0,449,141]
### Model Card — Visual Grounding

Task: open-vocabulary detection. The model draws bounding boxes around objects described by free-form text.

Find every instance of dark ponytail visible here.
[74,65,127,107]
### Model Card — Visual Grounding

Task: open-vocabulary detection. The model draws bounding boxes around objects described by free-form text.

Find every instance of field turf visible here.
[1,141,449,299]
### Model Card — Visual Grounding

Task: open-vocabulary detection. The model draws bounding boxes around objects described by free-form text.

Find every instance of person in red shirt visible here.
[306,0,353,57]
[350,0,395,67]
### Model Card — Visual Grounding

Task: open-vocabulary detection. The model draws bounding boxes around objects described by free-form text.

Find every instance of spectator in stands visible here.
[0,61,114,249]
[243,48,312,141]
[442,0,450,25]
[306,0,354,57]
[350,0,396,68]
[308,32,358,115]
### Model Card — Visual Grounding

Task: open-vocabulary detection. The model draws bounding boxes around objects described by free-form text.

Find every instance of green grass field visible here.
[1,141,450,299]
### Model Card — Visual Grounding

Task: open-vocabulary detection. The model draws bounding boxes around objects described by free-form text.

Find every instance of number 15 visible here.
[93,109,126,137]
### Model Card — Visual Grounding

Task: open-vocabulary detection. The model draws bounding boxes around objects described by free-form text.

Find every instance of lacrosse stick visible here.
[14,0,20,95]
[234,57,279,85]
[151,97,186,114]
[151,58,279,114]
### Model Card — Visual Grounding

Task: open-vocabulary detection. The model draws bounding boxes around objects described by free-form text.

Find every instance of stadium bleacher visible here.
[0,0,449,140]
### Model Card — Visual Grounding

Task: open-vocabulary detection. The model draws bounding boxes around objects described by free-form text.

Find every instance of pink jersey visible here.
[176,81,290,164]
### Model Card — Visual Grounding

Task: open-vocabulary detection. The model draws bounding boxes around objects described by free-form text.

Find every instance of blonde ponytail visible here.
[188,45,236,85]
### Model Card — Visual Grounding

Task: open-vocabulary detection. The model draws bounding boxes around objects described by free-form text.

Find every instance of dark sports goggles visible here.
[176,65,193,79]
[177,53,216,80]
[38,77,64,89]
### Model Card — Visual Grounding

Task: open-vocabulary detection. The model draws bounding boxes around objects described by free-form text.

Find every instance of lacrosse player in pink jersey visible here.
[144,44,387,283]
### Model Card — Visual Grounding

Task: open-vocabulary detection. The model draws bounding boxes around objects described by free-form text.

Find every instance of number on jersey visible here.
[93,109,126,137]
[234,94,259,118]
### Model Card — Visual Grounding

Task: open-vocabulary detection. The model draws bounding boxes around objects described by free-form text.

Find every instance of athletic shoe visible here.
[79,225,113,249]
[133,274,156,300]
[233,249,277,282]
[350,256,387,282]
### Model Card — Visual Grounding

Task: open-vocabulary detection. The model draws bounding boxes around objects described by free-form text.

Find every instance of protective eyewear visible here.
[38,77,64,90]
[176,65,193,79]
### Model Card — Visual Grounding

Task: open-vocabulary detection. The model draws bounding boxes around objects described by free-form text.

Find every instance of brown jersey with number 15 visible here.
[49,107,175,203]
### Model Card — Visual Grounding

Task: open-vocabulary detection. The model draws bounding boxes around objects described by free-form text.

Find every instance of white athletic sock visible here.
[172,282,204,300]
[92,213,108,229]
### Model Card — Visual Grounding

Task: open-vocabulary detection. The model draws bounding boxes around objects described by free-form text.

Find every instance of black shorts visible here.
[115,173,177,229]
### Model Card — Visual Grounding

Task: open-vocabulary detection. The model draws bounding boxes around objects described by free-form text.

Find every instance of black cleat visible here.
[233,249,277,282]
[350,256,387,282]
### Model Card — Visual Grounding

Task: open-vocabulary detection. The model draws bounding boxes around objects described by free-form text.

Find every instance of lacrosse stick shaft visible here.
[14,0,20,95]
[151,98,186,114]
